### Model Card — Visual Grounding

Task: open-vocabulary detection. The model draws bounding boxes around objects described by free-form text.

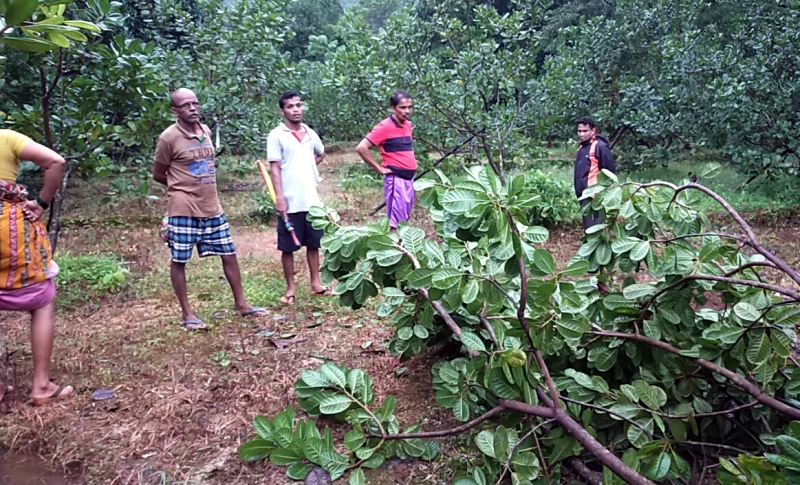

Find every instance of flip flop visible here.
[280,295,296,306]
[240,307,268,317]
[31,385,74,407]
[180,319,208,331]
[312,287,332,296]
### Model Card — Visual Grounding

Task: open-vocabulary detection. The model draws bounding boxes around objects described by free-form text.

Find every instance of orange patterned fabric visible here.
[0,181,52,290]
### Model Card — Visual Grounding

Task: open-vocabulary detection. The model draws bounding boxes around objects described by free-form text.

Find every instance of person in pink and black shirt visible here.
[356,90,417,230]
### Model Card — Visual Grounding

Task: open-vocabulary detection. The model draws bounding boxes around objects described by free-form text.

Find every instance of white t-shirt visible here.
[267,123,325,213]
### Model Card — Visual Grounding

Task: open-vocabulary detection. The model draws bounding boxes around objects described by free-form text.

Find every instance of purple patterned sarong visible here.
[384,174,414,228]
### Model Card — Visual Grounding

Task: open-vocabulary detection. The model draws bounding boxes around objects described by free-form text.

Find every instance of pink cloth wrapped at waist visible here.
[0,278,56,311]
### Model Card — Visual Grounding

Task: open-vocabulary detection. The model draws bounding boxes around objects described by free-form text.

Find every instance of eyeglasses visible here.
[173,102,200,110]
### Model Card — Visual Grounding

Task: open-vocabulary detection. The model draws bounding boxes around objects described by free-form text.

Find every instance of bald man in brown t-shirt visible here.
[153,88,266,330]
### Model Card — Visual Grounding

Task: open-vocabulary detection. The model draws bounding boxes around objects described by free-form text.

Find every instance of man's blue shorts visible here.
[168,213,236,263]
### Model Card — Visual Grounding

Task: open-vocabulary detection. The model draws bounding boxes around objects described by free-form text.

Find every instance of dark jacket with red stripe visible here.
[574,134,616,198]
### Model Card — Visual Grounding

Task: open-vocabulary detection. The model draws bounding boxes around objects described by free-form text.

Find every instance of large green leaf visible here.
[441,189,491,214]
[533,249,555,275]
[432,268,462,289]
[5,0,39,26]
[238,437,274,462]
[645,452,671,480]
[269,447,301,466]
[734,301,761,322]
[460,331,487,352]
[630,241,651,262]
[253,416,275,440]
[348,469,365,485]
[475,430,496,458]
[63,19,102,32]
[0,36,58,52]
[287,463,313,480]
[746,330,772,365]
[623,283,657,300]
[319,363,347,388]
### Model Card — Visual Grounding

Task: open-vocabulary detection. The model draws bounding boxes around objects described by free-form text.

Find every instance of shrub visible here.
[523,170,579,227]
[56,252,129,303]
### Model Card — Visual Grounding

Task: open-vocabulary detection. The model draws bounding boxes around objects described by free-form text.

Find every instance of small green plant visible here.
[216,156,254,180]
[250,188,277,223]
[56,252,129,303]
[239,362,439,483]
[522,170,579,227]
[211,350,232,368]
[338,164,383,192]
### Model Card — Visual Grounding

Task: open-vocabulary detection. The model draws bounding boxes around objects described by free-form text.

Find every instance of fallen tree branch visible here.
[565,457,602,485]
[590,330,800,420]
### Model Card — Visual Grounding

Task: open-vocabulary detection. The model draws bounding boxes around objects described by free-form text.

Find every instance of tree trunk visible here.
[47,160,73,253]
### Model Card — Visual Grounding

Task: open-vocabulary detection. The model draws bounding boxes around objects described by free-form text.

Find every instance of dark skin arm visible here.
[18,141,65,222]
[355,138,391,175]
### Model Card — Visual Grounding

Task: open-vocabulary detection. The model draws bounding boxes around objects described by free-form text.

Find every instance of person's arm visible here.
[597,143,616,174]
[266,133,287,214]
[153,136,170,185]
[313,132,326,165]
[269,161,286,215]
[18,141,65,221]
[355,138,391,175]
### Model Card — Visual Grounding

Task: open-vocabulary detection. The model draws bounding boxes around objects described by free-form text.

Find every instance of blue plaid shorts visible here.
[168,213,236,263]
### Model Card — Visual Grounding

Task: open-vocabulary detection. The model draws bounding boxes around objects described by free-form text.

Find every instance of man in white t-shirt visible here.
[267,91,328,305]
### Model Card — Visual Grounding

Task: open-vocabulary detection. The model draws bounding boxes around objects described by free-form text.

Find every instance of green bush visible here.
[250,189,277,223]
[56,252,129,303]
[338,163,383,191]
[523,170,579,227]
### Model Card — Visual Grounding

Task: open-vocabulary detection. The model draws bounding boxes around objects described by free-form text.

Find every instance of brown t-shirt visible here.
[154,122,223,218]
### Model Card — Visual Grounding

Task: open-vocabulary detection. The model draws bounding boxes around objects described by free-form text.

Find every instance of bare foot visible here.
[30,381,74,406]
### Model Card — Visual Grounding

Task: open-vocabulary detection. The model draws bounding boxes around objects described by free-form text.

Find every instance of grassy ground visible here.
[1,148,799,485]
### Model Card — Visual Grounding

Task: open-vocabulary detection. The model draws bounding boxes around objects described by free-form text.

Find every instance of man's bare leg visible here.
[171,261,203,328]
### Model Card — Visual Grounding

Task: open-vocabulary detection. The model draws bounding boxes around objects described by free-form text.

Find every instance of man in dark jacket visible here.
[574,116,616,229]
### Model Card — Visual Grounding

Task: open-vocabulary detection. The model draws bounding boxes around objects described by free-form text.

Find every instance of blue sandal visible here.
[240,307,268,317]
[180,319,208,331]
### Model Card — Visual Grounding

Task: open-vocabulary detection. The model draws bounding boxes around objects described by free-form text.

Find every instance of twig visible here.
[495,419,555,485]
[565,457,602,485]
[673,440,751,456]
[561,396,654,440]
[479,307,501,350]
[590,330,800,420]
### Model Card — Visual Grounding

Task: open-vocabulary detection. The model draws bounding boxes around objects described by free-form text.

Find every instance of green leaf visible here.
[772,330,793,358]
[627,422,651,448]
[63,19,102,32]
[344,430,366,451]
[0,36,58,52]
[47,31,70,47]
[432,268,462,289]
[6,0,39,26]
[462,278,480,304]
[630,241,651,262]
[348,468,365,485]
[253,416,274,440]
[460,331,487,352]
[562,259,589,277]
[269,447,301,466]
[238,437,274,462]
[746,330,772,365]
[473,467,488,485]
[422,440,440,461]
[475,430,496,459]
[620,384,639,403]
[287,463,313,480]
[556,319,589,339]
[454,396,470,421]
[407,268,436,288]
[533,249,555,275]
[646,452,671,480]
[611,237,641,255]
[397,327,414,340]
[319,394,353,415]
[413,325,430,339]
[765,453,800,471]
[494,426,509,463]
[699,162,722,178]
[776,435,800,462]
[593,348,618,372]
[734,301,761,322]
[623,283,657,300]
[441,189,491,214]
[301,370,332,388]
[609,403,642,420]
[633,381,665,411]
[361,452,384,469]
[320,363,347,388]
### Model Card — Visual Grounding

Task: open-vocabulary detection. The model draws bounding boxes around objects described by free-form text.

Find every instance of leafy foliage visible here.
[239,362,438,482]
[244,161,800,484]
[56,252,128,302]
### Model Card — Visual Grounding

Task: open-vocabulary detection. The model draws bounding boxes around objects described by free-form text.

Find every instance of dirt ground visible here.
[1,150,799,485]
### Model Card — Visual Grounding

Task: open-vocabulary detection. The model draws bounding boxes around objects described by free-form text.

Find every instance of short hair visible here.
[278,91,301,109]
[576,116,596,128]
[390,90,412,107]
